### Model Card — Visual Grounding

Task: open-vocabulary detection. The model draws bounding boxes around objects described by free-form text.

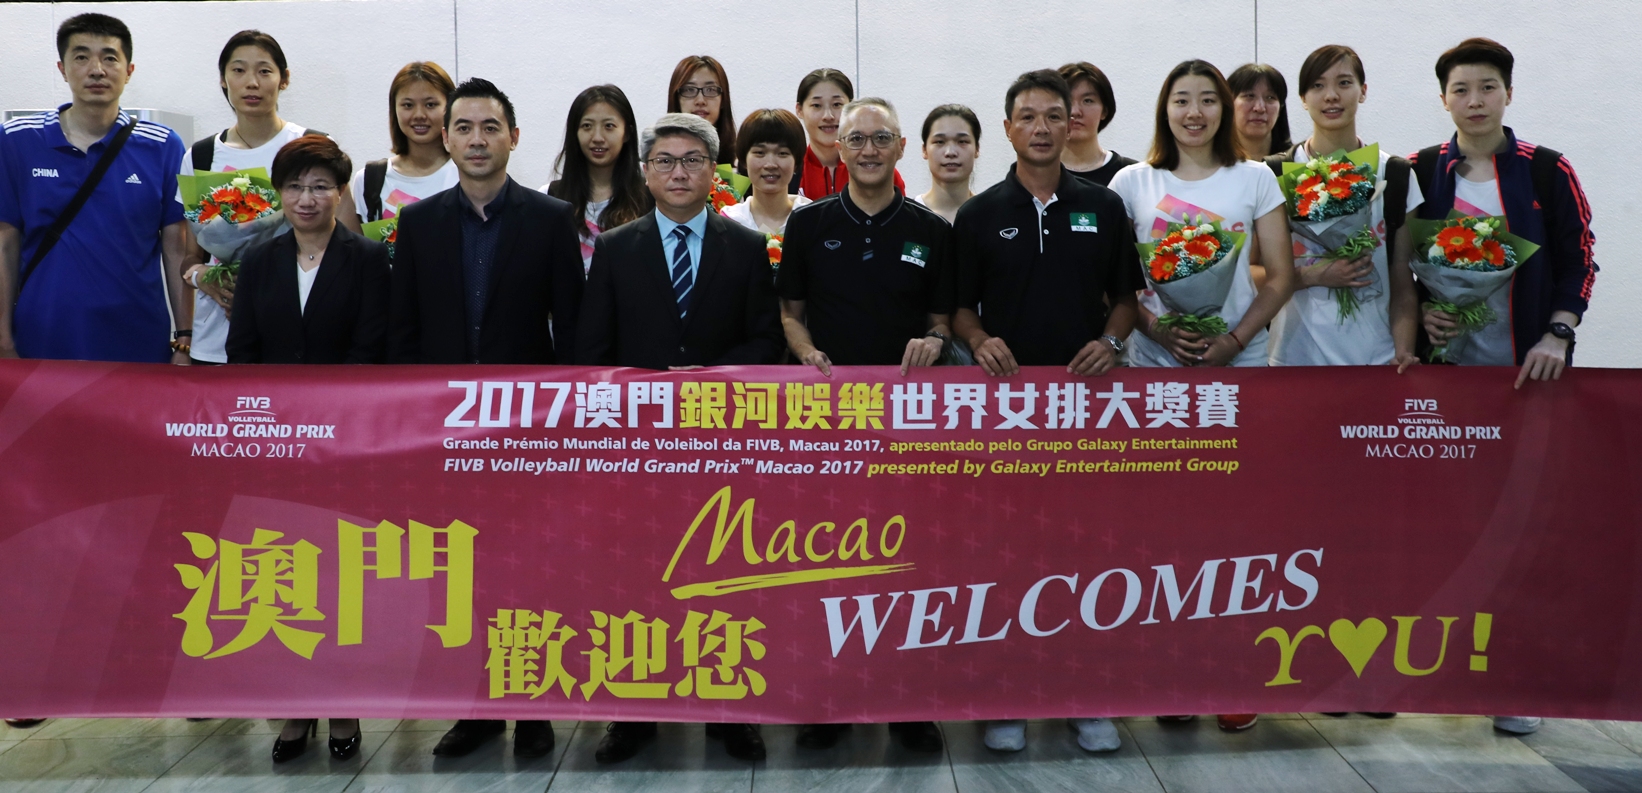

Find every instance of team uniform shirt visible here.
[189,122,312,363]
[353,158,458,222]
[777,190,954,365]
[1451,176,1511,366]
[0,106,185,362]
[953,165,1143,366]
[1065,150,1138,188]
[1108,160,1285,367]
[1269,144,1424,366]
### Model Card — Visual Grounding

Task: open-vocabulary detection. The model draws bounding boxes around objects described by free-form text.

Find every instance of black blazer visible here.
[225,224,389,364]
[388,178,583,364]
[576,210,782,369]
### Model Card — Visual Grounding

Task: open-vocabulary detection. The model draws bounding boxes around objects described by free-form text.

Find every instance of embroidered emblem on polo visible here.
[999,228,1019,240]
[824,240,842,250]
[125,173,143,185]
[901,242,928,267]
[1071,212,1098,232]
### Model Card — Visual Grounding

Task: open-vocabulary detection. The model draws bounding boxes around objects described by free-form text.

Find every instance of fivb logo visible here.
[236,397,271,410]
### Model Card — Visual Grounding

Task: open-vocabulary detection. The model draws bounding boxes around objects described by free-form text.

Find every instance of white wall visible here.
[2,0,1636,365]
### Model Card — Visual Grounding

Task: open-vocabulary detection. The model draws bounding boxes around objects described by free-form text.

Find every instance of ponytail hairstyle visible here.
[217,30,289,109]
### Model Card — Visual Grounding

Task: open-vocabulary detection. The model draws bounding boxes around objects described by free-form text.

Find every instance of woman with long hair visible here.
[545,84,652,274]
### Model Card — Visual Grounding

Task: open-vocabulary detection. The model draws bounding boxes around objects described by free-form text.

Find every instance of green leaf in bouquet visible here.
[1411,211,1540,265]
[198,261,240,289]
[1154,313,1229,337]
[178,167,278,211]
[715,163,752,199]
[361,218,396,243]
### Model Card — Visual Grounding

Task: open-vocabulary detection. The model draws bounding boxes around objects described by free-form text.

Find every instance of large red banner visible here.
[1,360,1639,722]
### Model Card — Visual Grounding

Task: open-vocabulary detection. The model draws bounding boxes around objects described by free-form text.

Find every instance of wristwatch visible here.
[1548,322,1576,342]
[1100,334,1126,354]
[924,330,950,352]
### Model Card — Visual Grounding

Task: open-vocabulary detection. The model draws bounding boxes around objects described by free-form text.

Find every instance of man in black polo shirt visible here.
[774,98,950,754]
[954,69,1141,380]
[952,70,1140,753]
[779,97,954,378]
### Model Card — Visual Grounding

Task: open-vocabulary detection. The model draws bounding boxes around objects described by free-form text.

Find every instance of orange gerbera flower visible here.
[1326,178,1357,200]
[209,186,241,204]
[1149,252,1179,281]
[1481,239,1506,267]
[1439,226,1477,254]
[1297,174,1324,194]
[242,193,270,213]
[196,203,221,221]
[1183,237,1218,261]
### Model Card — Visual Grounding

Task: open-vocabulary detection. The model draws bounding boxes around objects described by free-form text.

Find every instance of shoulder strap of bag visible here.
[190,134,215,172]
[1382,155,1412,260]
[364,159,389,222]
[1410,145,1443,200]
[20,121,138,294]
[1262,150,1289,178]
[1529,145,1562,220]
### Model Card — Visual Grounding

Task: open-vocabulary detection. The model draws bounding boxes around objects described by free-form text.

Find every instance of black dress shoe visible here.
[513,720,555,757]
[3,719,45,729]
[272,720,316,763]
[1364,712,1398,719]
[595,722,657,764]
[329,730,361,761]
[432,719,505,757]
[1321,712,1349,717]
[716,723,766,761]
[888,721,943,752]
[795,723,851,749]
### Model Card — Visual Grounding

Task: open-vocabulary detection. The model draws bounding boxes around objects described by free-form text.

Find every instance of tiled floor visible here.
[1,714,1638,792]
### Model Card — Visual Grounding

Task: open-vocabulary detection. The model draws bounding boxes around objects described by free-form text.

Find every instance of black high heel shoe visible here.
[329,721,362,760]
[272,719,316,763]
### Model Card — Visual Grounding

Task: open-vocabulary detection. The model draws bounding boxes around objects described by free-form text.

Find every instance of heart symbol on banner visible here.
[1328,618,1387,677]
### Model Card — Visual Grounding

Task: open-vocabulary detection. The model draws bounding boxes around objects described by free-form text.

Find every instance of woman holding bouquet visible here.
[718,109,810,264]
[1266,45,1422,368]
[340,62,458,238]
[225,136,383,758]
[181,30,325,365]
[1110,59,1294,371]
[545,85,652,275]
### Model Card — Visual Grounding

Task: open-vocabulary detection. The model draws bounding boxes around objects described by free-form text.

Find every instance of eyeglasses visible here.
[282,184,337,198]
[841,131,900,150]
[647,155,711,172]
[676,85,722,99]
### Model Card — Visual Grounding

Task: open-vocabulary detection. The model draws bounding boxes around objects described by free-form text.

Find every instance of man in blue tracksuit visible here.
[1411,37,1597,390]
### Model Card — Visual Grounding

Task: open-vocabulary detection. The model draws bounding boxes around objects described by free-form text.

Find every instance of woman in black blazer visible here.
[223,135,379,764]
[228,135,389,367]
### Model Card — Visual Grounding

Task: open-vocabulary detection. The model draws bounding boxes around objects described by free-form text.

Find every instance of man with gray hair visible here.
[576,112,780,370]
[575,115,780,764]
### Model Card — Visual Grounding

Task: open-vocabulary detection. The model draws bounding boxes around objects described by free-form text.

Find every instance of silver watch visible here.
[1100,334,1126,354]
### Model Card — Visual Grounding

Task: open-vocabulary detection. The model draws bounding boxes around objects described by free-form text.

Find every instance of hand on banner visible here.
[1394,350,1420,374]
[899,336,942,376]
[972,335,1019,377]
[171,350,191,366]
[1515,335,1569,389]
[800,350,833,377]
[1068,339,1118,376]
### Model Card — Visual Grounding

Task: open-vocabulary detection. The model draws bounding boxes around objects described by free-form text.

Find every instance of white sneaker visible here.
[1068,718,1121,751]
[983,719,1026,751]
[1492,716,1543,734]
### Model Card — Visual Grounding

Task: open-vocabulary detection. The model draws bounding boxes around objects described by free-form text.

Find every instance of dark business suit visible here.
[388,178,583,364]
[226,225,389,364]
[575,210,782,368]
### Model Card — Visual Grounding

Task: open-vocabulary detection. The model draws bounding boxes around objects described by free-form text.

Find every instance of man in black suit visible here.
[388,77,575,760]
[575,113,779,764]
[389,77,581,366]
[575,113,781,370]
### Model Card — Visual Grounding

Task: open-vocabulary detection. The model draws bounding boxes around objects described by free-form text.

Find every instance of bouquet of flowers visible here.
[710,164,751,213]
[1137,216,1246,336]
[1407,212,1539,362]
[361,205,403,261]
[178,168,285,286]
[764,232,783,271]
[1278,143,1381,321]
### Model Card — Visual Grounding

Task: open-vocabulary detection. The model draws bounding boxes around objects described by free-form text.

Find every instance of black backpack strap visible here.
[1382,155,1412,258]
[303,129,326,138]
[1262,151,1289,178]
[190,134,215,172]
[363,159,389,222]
[20,121,138,294]
[1410,145,1443,202]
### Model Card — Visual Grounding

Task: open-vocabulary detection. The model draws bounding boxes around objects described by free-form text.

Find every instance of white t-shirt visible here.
[297,263,319,314]
[1108,160,1286,367]
[1452,176,1512,366]
[190,122,310,363]
[719,195,812,234]
[351,158,459,222]
[1268,145,1424,366]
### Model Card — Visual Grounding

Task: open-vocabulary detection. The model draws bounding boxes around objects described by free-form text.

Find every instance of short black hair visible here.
[1058,62,1118,131]
[1005,69,1071,120]
[271,134,353,189]
[217,30,289,106]
[57,13,132,63]
[920,104,981,145]
[445,77,517,130]
[1436,38,1514,91]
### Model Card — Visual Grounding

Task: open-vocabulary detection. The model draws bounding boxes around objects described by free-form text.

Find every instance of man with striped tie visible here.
[575,113,782,373]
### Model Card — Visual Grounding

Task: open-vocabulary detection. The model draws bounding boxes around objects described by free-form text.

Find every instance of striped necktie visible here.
[670,226,694,317]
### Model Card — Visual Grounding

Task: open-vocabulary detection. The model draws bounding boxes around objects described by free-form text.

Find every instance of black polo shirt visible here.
[777,189,955,365]
[954,164,1143,366]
